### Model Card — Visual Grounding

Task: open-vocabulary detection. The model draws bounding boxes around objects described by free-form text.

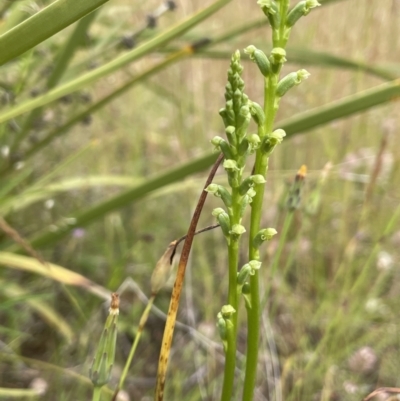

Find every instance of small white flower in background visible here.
[44,199,55,209]
[348,346,378,375]
[343,380,358,394]
[376,251,393,271]
[1,146,9,158]
[116,389,130,401]
[14,161,24,170]
[29,377,48,395]
[365,298,389,316]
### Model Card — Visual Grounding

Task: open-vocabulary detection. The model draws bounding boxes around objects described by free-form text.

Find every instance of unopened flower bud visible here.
[90,293,119,387]
[225,125,236,145]
[244,46,271,77]
[276,69,310,97]
[212,208,231,237]
[237,264,252,286]
[286,0,321,28]
[249,102,266,126]
[211,136,234,159]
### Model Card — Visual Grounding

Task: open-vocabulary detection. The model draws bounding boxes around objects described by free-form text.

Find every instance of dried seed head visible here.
[109,293,120,315]
[150,241,177,295]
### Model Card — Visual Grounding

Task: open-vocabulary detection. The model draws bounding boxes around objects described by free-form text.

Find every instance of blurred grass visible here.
[0,0,400,400]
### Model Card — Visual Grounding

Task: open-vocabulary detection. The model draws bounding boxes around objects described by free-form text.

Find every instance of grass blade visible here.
[0,252,110,300]
[0,0,109,66]
[0,0,232,124]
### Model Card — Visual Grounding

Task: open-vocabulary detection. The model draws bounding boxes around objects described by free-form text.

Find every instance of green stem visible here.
[92,386,102,401]
[242,57,280,400]
[220,189,241,401]
[115,295,155,397]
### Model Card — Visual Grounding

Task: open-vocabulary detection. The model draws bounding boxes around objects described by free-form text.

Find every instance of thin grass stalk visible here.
[154,153,223,401]
[113,295,155,400]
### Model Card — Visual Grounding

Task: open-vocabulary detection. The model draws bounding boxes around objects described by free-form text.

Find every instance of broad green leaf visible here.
[0,0,109,66]
[0,0,232,124]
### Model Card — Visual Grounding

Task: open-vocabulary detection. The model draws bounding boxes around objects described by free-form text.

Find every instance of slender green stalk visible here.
[242,1,321,398]
[220,189,241,401]
[114,295,155,398]
[92,386,102,401]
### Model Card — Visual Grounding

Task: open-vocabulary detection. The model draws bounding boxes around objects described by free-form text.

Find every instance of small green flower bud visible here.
[257,0,280,29]
[211,136,234,159]
[261,129,286,154]
[212,208,231,237]
[237,137,249,158]
[239,175,266,195]
[237,264,252,286]
[230,224,246,238]
[221,304,236,319]
[236,106,251,140]
[286,0,321,28]
[248,134,261,152]
[248,260,262,273]
[223,159,240,172]
[90,293,119,387]
[225,125,236,145]
[253,227,277,248]
[276,69,310,97]
[206,184,232,207]
[270,47,287,66]
[217,313,227,340]
[239,193,252,218]
[249,102,266,127]
[244,46,271,77]
[219,107,234,128]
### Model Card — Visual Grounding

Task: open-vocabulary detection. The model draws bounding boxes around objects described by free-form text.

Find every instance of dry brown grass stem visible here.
[154,153,223,401]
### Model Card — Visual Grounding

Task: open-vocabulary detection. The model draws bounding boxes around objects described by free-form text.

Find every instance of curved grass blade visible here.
[0,0,109,66]
[0,0,232,124]
[0,252,110,300]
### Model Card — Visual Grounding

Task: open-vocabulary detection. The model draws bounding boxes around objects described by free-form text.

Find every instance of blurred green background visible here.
[0,0,399,399]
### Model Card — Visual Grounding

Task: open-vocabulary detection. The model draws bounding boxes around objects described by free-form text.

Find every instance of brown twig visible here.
[0,217,48,268]
[154,153,223,401]
[363,387,400,401]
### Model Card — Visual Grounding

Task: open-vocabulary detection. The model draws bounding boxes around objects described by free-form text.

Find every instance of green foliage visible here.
[0,0,399,400]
